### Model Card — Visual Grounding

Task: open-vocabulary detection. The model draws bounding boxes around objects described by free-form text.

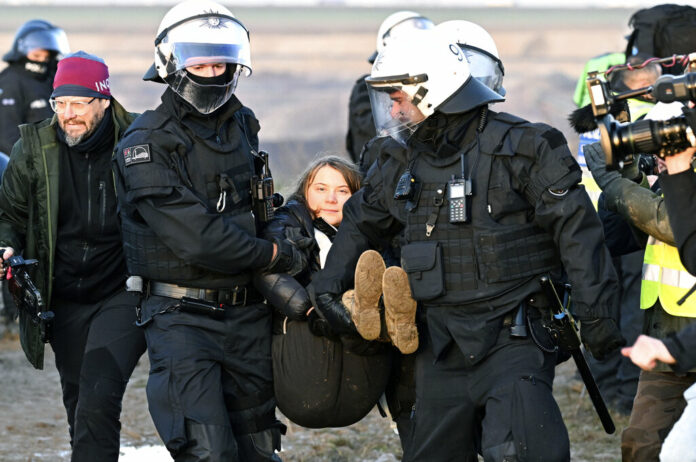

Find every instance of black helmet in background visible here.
[3,19,70,63]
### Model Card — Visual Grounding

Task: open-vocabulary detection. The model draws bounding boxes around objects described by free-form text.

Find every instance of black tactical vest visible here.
[120,107,260,288]
[400,112,561,306]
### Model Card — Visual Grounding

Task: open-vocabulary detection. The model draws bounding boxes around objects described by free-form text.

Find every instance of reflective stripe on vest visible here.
[626,98,654,120]
[640,235,696,317]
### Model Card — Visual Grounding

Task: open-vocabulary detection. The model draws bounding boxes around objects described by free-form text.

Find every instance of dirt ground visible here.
[0,6,639,461]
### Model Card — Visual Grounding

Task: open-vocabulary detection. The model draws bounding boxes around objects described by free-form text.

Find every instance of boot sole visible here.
[383,266,419,354]
[352,250,385,340]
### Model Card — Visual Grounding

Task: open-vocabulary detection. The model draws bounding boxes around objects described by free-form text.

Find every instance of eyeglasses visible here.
[49,97,96,116]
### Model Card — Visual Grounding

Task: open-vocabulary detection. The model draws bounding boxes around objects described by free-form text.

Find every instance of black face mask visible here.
[165,66,239,115]
[21,57,49,77]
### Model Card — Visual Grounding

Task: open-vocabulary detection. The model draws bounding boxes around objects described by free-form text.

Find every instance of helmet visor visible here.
[462,47,504,94]
[170,42,250,74]
[18,28,70,57]
[384,16,434,41]
[166,67,241,114]
[161,16,251,75]
[367,84,426,146]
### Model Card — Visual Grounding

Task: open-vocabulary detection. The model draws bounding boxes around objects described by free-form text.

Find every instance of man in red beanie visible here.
[0,50,145,462]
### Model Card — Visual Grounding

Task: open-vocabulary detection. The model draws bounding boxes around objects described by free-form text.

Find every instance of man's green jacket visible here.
[0,98,137,369]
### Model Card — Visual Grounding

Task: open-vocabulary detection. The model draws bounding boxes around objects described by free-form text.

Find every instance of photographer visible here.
[662,146,696,272]
[585,100,696,460]
[619,145,696,462]
[581,56,662,416]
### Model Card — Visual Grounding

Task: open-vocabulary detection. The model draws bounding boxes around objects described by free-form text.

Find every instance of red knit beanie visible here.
[52,50,110,99]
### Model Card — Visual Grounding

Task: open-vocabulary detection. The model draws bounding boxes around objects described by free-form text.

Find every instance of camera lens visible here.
[599,115,692,169]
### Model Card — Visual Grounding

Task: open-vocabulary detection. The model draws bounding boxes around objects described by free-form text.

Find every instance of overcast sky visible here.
[0,0,683,6]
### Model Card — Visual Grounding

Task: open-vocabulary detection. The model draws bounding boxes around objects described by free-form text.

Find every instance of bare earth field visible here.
[0,6,637,461]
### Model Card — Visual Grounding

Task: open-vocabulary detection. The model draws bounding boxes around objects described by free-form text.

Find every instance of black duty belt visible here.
[149,281,263,307]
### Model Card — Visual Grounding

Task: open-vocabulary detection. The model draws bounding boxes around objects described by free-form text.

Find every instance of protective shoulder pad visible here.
[123,110,171,136]
[479,111,530,156]
[379,137,408,164]
[494,111,529,125]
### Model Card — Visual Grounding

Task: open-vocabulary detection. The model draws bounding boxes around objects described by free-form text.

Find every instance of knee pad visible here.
[182,420,237,461]
[482,374,569,462]
[237,426,283,462]
[509,376,569,462]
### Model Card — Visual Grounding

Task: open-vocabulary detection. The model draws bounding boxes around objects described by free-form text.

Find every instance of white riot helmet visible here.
[368,11,434,63]
[366,29,504,146]
[437,20,505,96]
[144,0,251,114]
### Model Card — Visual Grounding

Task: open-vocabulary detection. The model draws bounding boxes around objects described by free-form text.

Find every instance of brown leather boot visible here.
[382,266,418,354]
[343,250,385,340]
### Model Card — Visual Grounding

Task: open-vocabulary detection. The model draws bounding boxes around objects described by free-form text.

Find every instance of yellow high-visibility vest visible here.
[626,98,654,121]
[641,235,696,317]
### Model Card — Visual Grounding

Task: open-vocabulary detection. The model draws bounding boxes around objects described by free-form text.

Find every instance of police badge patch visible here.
[123,144,152,166]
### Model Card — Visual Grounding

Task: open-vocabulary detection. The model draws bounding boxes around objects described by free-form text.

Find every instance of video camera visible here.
[584,54,696,170]
[0,251,54,342]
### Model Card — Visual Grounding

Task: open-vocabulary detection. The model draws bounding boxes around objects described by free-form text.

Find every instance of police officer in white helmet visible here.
[436,19,505,96]
[114,1,301,459]
[313,27,624,460]
[346,11,434,170]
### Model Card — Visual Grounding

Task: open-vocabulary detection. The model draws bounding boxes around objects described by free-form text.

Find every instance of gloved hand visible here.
[313,292,357,336]
[578,316,626,361]
[253,272,311,321]
[620,154,642,183]
[264,238,307,276]
[584,142,623,191]
[307,309,335,338]
[285,226,315,252]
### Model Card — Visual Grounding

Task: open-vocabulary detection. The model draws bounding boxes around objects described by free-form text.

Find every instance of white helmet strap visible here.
[411,86,428,105]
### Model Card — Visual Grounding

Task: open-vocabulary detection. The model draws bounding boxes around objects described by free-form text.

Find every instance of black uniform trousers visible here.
[142,295,280,462]
[405,323,570,462]
[49,289,146,462]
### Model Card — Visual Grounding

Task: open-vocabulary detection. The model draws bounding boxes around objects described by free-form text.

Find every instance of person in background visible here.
[585,94,696,459]
[0,19,69,155]
[0,19,69,330]
[585,55,662,416]
[0,50,144,462]
[346,10,433,170]
[622,145,696,462]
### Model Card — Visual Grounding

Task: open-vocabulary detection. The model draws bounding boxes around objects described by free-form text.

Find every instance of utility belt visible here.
[148,281,263,307]
[501,291,573,363]
[127,276,264,324]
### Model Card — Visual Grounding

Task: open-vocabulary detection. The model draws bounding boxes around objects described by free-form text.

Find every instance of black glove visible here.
[263,238,307,276]
[313,292,357,336]
[253,272,311,321]
[307,309,335,338]
[585,142,642,189]
[578,317,626,361]
[584,142,623,191]
[285,226,315,252]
